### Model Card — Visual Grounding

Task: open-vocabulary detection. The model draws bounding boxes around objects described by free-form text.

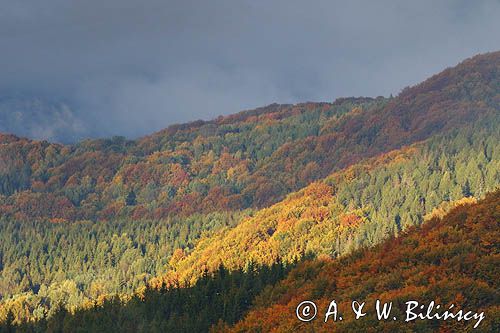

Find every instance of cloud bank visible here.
[0,0,499,141]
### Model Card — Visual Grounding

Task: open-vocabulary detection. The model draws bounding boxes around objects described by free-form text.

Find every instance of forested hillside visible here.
[1,260,296,333]
[1,52,498,223]
[159,116,499,285]
[3,190,498,332]
[221,190,500,332]
[0,98,384,221]
[0,51,499,325]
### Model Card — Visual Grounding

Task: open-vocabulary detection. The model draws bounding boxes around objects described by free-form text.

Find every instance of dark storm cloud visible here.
[0,0,499,140]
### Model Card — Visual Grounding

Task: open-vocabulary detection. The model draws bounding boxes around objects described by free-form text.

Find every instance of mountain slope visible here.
[3,190,498,332]
[157,115,499,285]
[0,51,498,324]
[0,52,498,224]
[221,190,500,332]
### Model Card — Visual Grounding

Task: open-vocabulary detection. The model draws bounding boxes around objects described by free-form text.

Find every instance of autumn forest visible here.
[0,52,499,332]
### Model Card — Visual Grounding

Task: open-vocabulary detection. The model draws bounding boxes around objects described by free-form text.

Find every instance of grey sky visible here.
[1,0,499,141]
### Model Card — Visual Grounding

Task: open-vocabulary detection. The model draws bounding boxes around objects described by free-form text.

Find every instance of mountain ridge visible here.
[1,52,498,222]
[0,51,498,326]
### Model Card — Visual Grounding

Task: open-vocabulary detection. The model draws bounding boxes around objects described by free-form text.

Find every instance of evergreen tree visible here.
[126,190,137,206]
